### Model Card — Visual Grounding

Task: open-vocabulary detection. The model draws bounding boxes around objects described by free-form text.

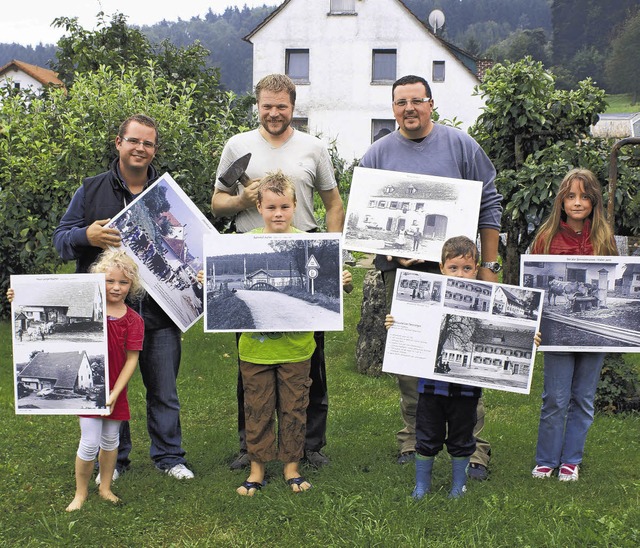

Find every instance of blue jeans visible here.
[535,352,605,468]
[118,325,186,470]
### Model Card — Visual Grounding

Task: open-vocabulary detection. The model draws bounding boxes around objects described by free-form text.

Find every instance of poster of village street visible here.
[10,274,109,415]
[520,255,640,351]
[383,270,543,394]
[107,173,218,332]
[203,233,343,332]
[342,166,482,262]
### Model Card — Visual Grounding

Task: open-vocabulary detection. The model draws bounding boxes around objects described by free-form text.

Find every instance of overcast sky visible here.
[2,1,281,47]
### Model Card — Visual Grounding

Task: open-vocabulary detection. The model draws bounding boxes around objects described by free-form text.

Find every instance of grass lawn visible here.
[1,267,639,547]
[605,94,639,114]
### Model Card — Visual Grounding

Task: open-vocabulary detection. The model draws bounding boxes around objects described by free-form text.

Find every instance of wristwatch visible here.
[481,261,502,273]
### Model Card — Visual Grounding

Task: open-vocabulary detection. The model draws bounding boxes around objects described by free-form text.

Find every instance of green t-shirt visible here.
[238,227,316,364]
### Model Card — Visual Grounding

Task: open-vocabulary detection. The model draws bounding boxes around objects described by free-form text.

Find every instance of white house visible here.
[245,0,490,160]
[18,351,94,393]
[0,59,64,94]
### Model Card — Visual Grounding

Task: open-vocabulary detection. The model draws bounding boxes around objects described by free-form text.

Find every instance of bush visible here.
[0,64,251,318]
[596,354,640,413]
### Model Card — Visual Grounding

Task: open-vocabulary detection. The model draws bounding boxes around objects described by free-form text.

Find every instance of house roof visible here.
[18,351,89,390]
[372,184,458,201]
[622,263,640,279]
[163,235,190,262]
[0,59,64,88]
[247,269,300,279]
[17,282,99,319]
[243,0,487,79]
[475,325,533,351]
[497,287,525,307]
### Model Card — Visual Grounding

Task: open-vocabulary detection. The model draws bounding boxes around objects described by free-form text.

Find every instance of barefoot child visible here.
[9,250,145,510]
[385,236,540,499]
[200,171,351,495]
[530,168,617,481]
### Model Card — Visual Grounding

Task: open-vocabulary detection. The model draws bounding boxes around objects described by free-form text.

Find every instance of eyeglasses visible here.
[393,98,431,108]
[120,136,158,150]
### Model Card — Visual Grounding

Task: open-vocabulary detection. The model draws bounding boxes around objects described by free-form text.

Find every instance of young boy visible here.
[201,171,351,496]
[386,236,486,499]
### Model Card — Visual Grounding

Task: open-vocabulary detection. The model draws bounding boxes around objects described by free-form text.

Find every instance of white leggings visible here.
[76,417,121,462]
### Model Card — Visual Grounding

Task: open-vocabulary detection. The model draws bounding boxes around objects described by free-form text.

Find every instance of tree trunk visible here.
[503,225,522,285]
[355,269,387,376]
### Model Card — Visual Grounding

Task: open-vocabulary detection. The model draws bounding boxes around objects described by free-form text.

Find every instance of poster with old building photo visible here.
[383,269,543,394]
[107,173,218,332]
[520,255,640,351]
[10,274,109,415]
[343,166,482,262]
[203,233,343,332]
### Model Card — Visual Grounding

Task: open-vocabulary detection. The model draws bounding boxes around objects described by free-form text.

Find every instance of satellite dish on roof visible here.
[428,9,445,34]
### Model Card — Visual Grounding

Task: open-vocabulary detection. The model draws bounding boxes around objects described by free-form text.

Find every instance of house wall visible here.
[0,68,43,93]
[249,0,484,160]
[76,356,94,391]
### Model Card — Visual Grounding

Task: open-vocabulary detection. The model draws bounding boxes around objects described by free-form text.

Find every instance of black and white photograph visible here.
[10,274,109,415]
[395,270,443,303]
[491,286,541,321]
[204,233,343,332]
[383,269,543,394]
[108,173,218,332]
[343,166,482,262]
[434,315,538,392]
[521,255,640,351]
[444,278,493,312]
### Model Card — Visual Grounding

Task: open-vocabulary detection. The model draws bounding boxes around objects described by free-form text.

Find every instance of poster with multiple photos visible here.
[342,166,482,262]
[107,173,218,332]
[203,232,344,332]
[383,269,543,394]
[10,274,109,415]
[520,255,640,351]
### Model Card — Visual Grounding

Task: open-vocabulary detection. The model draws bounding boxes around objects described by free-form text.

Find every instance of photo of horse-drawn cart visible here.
[521,255,640,351]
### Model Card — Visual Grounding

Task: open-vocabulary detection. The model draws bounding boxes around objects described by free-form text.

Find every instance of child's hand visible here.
[384,314,395,330]
[534,331,542,348]
[197,270,204,284]
[6,288,14,303]
[105,394,115,415]
[342,270,354,294]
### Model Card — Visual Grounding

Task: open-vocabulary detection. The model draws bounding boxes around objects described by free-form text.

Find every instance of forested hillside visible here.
[1,1,638,95]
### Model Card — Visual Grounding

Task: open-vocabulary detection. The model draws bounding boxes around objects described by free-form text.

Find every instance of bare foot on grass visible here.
[66,494,87,512]
[99,489,121,504]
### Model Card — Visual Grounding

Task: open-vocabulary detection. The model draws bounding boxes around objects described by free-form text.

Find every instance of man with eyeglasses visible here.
[53,114,195,482]
[359,75,503,480]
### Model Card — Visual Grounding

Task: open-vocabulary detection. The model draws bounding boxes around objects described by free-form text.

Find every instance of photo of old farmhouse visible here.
[521,256,640,350]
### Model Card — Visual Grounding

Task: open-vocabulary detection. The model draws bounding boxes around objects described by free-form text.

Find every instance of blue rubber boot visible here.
[412,455,434,500]
[449,457,470,499]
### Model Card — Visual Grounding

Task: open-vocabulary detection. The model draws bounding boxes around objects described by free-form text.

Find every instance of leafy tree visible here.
[485,28,551,65]
[605,10,640,103]
[469,57,608,284]
[551,0,638,90]
[51,12,151,86]
[0,63,252,318]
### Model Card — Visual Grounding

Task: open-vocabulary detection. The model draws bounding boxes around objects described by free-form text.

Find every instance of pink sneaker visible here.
[558,463,579,482]
[532,465,554,478]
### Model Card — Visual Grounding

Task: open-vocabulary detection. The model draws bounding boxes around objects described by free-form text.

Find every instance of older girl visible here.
[531,168,617,481]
